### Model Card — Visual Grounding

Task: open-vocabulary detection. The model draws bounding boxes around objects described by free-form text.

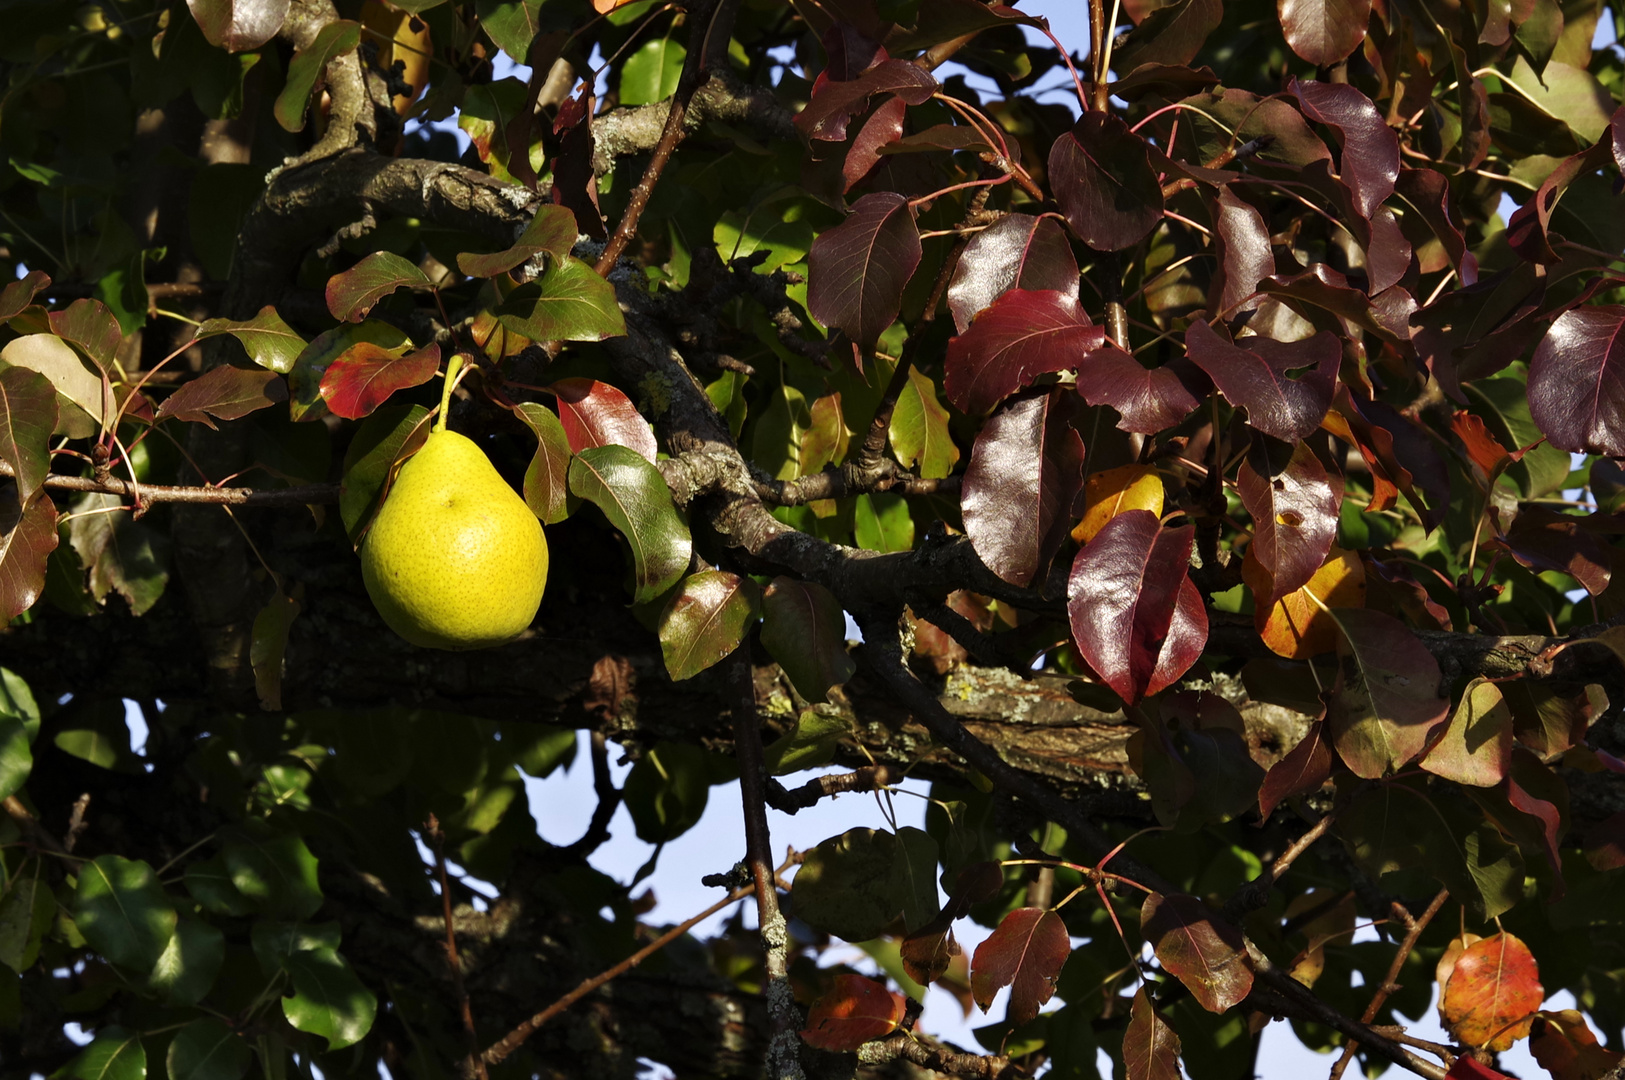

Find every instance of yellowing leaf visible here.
[1249,546,1365,658]
[1072,464,1164,543]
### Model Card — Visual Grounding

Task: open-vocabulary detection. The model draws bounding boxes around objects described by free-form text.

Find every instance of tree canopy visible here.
[1,0,1624,1078]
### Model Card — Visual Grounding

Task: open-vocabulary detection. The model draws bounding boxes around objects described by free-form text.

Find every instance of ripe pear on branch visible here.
[361,354,548,649]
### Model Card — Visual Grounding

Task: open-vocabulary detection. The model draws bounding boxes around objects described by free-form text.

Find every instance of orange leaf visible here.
[1072,463,1164,543]
[800,973,907,1052]
[1440,932,1544,1050]
[1529,1009,1623,1080]
[1249,546,1365,658]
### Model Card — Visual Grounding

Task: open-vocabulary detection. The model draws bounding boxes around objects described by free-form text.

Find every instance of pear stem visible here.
[435,353,465,433]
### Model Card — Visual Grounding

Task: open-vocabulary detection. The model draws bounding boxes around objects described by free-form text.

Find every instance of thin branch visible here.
[425,814,489,1080]
[0,460,339,507]
[764,765,893,814]
[856,1029,1019,1078]
[562,731,620,859]
[1224,811,1338,921]
[1327,888,1451,1080]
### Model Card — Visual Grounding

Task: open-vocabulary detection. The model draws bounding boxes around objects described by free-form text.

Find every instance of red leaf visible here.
[1326,608,1448,778]
[1123,986,1182,1080]
[1146,577,1209,700]
[318,342,441,420]
[1214,187,1273,316]
[799,973,907,1051]
[1114,0,1223,69]
[1529,305,1625,458]
[1446,1058,1516,1080]
[1278,0,1372,66]
[1529,1009,1624,1080]
[157,366,289,429]
[1067,510,1203,705]
[1184,321,1339,443]
[961,387,1085,587]
[1074,345,1203,435]
[969,907,1069,1026]
[1237,442,1342,608]
[1288,79,1398,220]
[0,490,57,621]
[1366,206,1412,295]
[944,290,1105,416]
[807,192,922,351]
[900,923,958,986]
[1451,410,1512,480]
[1440,932,1543,1051]
[843,96,906,192]
[793,59,938,143]
[947,214,1079,334]
[1141,893,1253,1012]
[1049,112,1165,253]
[0,366,58,502]
[325,252,432,324]
[1504,770,1565,886]
[548,378,658,463]
[1259,717,1333,818]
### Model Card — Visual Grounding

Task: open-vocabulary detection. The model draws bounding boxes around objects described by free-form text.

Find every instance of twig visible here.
[426,814,488,1080]
[563,731,620,858]
[0,460,340,507]
[63,794,90,854]
[765,765,892,814]
[729,643,805,1080]
[1327,888,1451,1080]
[1224,811,1338,920]
[857,1029,1017,1077]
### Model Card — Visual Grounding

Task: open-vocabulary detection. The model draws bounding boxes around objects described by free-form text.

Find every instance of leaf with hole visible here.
[1184,321,1339,443]
[1237,441,1342,607]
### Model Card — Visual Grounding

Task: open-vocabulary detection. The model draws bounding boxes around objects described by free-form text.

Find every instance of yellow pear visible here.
[361,358,547,649]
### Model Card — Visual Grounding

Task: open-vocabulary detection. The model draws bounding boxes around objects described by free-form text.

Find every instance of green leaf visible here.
[251,920,342,975]
[331,708,415,797]
[0,668,39,739]
[622,742,712,843]
[194,306,306,373]
[0,717,31,801]
[505,724,577,778]
[496,255,627,343]
[658,571,761,680]
[166,1018,252,1080]
[148,915,225,1006]
[273,19,362,132]
[250,589,300,712]
[854,492,914,553]
[184,856,258,918]
[791,827,941,941]
[760,576,855,704]
[325,251,432,324]
[73,854,177,971]
[476,0,546,62]
[0,334,107,438]
[221,825,323,919]
[763,709,849,775]
[339,403,431,541]
[281,947,377,1050]
[53,700,141,773]
[512,402,573,524]
[65,493,171,616]
[889,366,959,479]
[567,445,691,604]
[458,204,578,279]
[0,862,54,972]
[620,37,686,106]
[67,1025,146,1080]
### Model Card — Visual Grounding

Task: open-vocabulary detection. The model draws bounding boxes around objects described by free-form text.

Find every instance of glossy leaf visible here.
[157,366,288,428]
[287,320,410,423]
[74,854,177,971]
[1289,79,1398,220]
[166,1017,253,1080]
[1184,321,1339,443]
[282,947,378,1050]
[456,204,578,279]
[187,0,289,50]
[1528,305,1625,457]
[945,289,1105,416]
[317,341,439,420]
[1237,442,1341,607]
[1073,464,1164,544]
[49,300,122,373]
[1325,608,1448,778]
[496,255,627,342]
[1141,892,1252,1012]
[1440,932,1543,1050]
[807,192,922,351]
[66,1026,145,1080]
[620,35,685,106]
[511,402,572,524]
[1278,0,1371,65]
[568,445,691,604]
[1074,345,1202,434]
[339,404,431,541]
[947,214,1079,333]
[274,19,362,132]
[800,974,907,1051]
[793,60,938,142]
[1123,986,1182,1080]
[760,576,855,704]
[1067,510,1203,704]
[969,907,1069,1025]
[659,571,761,680]
[889,366,958,478]
[0,271,49,321]
[549,378,657,462]
[326,252,432,323]
[1259,718,1333,817]
[962,387,1085,587]
[1049,113,1165,252]
[0,366,56,502]
[1214,187,1273,316]
[1115,0,1223,69]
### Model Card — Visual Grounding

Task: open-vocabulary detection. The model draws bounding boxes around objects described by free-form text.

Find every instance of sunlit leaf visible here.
[74,855,177,971]
[1288,78,1398,219]
[0,366,56,502]
[274,19,362,132]
[1072,463,1163,544]
[889,366,958,478]
[1123,986,1182,1080]
[807,192,922,351]
[800,973,907,1051]
[1185,321,1338,443]
[945,289,1105,416]
[1421,678,1513,787]
[511,402,572,524]
[325,252,432,324]
[496,255,627,342]
[947,213,1079,333]
[970,907,1069,1026]
[186,0,289,50]
[1237,442,1342,607]
[1528,305,1625,457]
[1440,932,1543,1051]
[1326,608,1448,778]
[1049,113,1164,252]
[1141,892,1252,1012]
[567,445,691,603]
[658,571,760,680]
[318,342,440,420]
[549,378,657,462]
[156,366,288,428]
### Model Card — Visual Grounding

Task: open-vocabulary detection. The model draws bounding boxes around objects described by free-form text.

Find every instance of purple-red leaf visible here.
[1075,346,1203,434]
[1278,0,1371,66]
[794,60,938,143]
[1141,892,1253,1012]
[945,290,1105,416]
[807,192,922,351]
[1147,578,1209,700]
[1528,305,1625,457]
[157,366,289,429]
[1124,986,1182,1080]
[1067,510,1203,705]
[0,366,58,502]
[1259,718,1333,818]
[1288,79,1398,220]
[456,204,578,279]
[1114,0,1223,70]
[1237,442,1342,607]
[1367,206,1412,295]
[0,490,57,621]
[318,342,440,420]
[962,387,1085,587]
[548,378,658,463]
[1494,507,1612,596]
[843,96,907,192]
[49,300,123,373]
[1214,188,1273,316]
[969,907,1069,1026]
[1184,321,1339,443]
[326,252,432,324]
[947,214,1079,334]
[187,0,289,51]
[1326,608,1449,779]
[1049,113,1165,252]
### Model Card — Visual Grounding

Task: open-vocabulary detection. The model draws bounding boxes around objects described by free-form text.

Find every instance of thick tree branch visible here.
[590,69,796,176]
